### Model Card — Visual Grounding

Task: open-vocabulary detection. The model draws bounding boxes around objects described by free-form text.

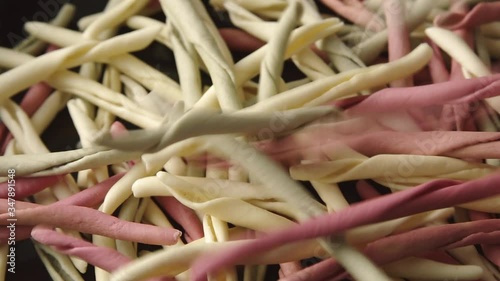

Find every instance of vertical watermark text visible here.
[6,168,16,274]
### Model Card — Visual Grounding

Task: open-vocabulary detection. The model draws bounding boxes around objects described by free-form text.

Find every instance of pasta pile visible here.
[0,0,500,280]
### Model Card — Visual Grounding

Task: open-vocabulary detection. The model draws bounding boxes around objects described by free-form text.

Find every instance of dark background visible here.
[0,0,106,48]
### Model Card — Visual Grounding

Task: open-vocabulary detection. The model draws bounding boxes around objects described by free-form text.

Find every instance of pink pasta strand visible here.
[427,40,450,84]
[154,196,204,242]
[278,261,302,279]
[346,74,500,115]
[0,204,181,245]
[191,172,500,280]
[0,225,33,244]
[283,220,500,281]
[109,121,136,167]
[265,126,500,160]
[439,2,476,132]
[218,28,265,53]
[192,125,500,169]
[355,180,381,200]
[54,173,124,207]
[0,175,63,199]
[435,2,500,30]
[31,226,175,281]
[32,225,131,271]
[385,0,412,87]
[321,0,384,31]
[469,210,500,267]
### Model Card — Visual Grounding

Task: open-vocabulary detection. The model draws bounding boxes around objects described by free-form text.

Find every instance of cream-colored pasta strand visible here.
[110,236,326,281]
[448,246,498,281]
[31,91,71,135]
[121,75,149,102]
[294,0,366,72]
[383,257,483,280]
[305,43,433,106]
[116,196,140,258]
[292,47,335,80]
[290,147,495,186]
[243,265,267,281]
[76,0,123,31]
[94,66,119,129]
[228,165,248,182]
[354,0,435,63]
[425,27,500,121]
[34,242,84,281]
[163,156,188,177]
[203,135,392,281]
[205,157,236,281]
[143,172,293,231]
[160,0,242,112]
[90,35,127,278]
[0,100,88,273]
[0,31,168,126]
[202,215,236,281]
[214,0,287,19]
[191,0,234,66]
[0,146,96,176]
[246,67,363,112]
[425,27,489,77]
[93,104,334,153]
[83,0,149,40]
[0,100,48,154]
[0,26,166,113]
[49,70,160,123]
[126,16,173,48]
[347,209,453,246]
[223,1,277,42]
[92,233,115,281]
[0,49,156,127]
[195,18,343,109]
[142,199,182,250]
[22,22,182,102]
[321,35,366,72]
[102,105,336,214]
[92,66,121,181]
[2,101,77,201]
[101,135,199,216]
[425,27,500,167]
[14,3,76,55]
[0,43,94,104]
[131,199,149,236]
[169,25,203,108]
[68,100,99,154]
[258,0,301,101]
[68,99,108,186]
[68,60,100,130]
[310,181,349,212]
